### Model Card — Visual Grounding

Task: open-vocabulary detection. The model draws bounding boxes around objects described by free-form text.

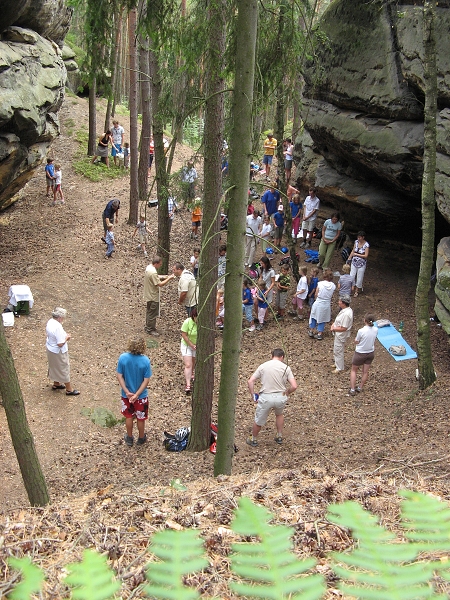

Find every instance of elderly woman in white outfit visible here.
[348,231,369,296]
[46,307,80,395]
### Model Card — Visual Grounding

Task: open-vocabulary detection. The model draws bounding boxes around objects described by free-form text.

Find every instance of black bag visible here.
[341,246,352,262]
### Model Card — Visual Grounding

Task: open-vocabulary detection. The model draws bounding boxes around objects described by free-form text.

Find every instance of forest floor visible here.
[1,94,450,597]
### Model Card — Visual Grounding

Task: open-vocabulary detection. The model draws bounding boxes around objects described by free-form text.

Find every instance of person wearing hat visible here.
[273,203,285,249]
[102,198,120,239]
[263,132,277,179]
[330,295,353,373]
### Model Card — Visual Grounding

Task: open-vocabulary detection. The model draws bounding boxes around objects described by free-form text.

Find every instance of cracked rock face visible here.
[0,0,72,210]
[298,0,450,239]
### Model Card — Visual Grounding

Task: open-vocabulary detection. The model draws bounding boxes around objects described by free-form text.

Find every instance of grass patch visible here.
[73,157,127,182]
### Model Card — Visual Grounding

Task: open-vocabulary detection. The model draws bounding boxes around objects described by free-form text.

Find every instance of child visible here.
[216,287,225,328]
[242,278,255,332]
[275,264,291,318]
[105,223,115,258]
[338,263,354,297]
[133,214,151,257]
[260,216,272,253]
[218,244,227,288]
[53,164,64,205]
[45,158,55,197]
[190,247,200,279]
[191,198,202,239]
[307,267,320,308]
[273,204,285,249]
[123,142,130,169]
[292,265,308,320]
[256,281,268,331]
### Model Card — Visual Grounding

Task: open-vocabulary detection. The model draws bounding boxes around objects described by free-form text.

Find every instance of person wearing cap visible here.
[330,295,353,373]
[273,203,285,249]
[262,132,277,179]
[102,198,120,239]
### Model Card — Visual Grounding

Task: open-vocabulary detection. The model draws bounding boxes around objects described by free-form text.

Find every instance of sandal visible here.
[185,387,191,396]
[354,290,359,297]
[52,384,65,390]
[66,390,80,396]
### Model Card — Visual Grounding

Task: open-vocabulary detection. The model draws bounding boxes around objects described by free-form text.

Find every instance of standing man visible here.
[102,198,120,239]
[111,120,125,166]
[300,187,320,249]
[330,295,353,374]
[173,262,198,316]
[245,209,262,267]
[117,337,151,447]
[261,185,280,220]
[247,348,297,446]
[262,132,277,179]
[181,161,198,205]
[144,256,176,336]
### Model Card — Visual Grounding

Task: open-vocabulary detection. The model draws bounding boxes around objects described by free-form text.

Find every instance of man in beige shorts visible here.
[247,348,297,446]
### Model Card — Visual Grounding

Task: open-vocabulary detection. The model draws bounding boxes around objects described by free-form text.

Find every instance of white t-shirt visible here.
[317,280,336,300]
[322,218,342,241]
[55,170,62,185]
[46,318,68,354]
[303,195,320,221]
[355,325,378,353]
[285,143,293,160]
[112,125,124,145]
[296,276,308,299]
[260,223,272,239]
[246,214,262,237]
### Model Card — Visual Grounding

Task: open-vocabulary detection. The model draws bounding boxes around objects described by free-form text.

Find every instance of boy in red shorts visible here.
[116,337,152,446]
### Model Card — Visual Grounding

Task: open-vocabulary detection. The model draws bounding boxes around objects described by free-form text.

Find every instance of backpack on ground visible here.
[341,246,352,262]
[163,426,190,452]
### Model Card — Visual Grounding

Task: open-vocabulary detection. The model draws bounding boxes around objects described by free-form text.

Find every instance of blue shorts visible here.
[242,304,253,323]
[111,145,122,157]
[263,155,273,165]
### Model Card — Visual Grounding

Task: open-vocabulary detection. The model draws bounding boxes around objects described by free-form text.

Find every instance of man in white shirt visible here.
[173,262,198,316]
[245,210,262,267]
[111,120,125,166]
[330,295,353,373]
[300,187,320,248]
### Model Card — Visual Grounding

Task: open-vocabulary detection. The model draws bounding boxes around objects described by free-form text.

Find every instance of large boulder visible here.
[298,0,450,238]
[0,0,72,211]
[435,237,450,334]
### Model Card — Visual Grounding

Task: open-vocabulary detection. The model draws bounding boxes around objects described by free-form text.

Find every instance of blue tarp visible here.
[375,322,417,361]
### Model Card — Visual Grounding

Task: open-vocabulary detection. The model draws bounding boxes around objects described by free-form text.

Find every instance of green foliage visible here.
[230,497,325,599]
[73,157,127,182]
[64,549,121,599]
[145,529,208,599]
[6,492,450,599]
[7,557,45,599]
[80,407,122,427]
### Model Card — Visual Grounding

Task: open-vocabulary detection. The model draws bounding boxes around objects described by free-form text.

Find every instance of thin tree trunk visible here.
[214,0,258,475]
[138,33,151,204]
[87,76,97,156]
[0,323,50,506]
[188,0,226,452]
[415,0,437,390]
[128,8,139,225]
[105,11,123,132]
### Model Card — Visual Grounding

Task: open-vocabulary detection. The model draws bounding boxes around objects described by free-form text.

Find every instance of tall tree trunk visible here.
[87,76,97,156]
[0,323,49,506]
[138,33,151,204]
[150,46,171,274]
[415,0,437,390]
[105,11,123,132]
[128,8,139,225]
[187,0,226,452]
[214,0,258,475]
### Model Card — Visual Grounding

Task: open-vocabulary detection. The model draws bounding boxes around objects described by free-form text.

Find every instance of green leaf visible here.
[169,478,187,491]
[7,556,45,600]
[64,549,120,600]
[400,490,450,550]
[229,497,325,599]
[144,529,208,599]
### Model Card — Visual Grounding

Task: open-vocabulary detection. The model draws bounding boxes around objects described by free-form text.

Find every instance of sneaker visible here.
[308,330,315,338]
[256,323,263,331]
[299,241,306,249]
[144,251,148,257]
[249,325,256,332]
[314,333,323,340]
[137,244,141,249]
[124,435,134,447]
[331,368,343,374]
[136,433,147,445]
[349,389,356,396]
[355,386,362,393]
[246,436,258,447]
[288,311,297,317]
[274,434,283,445]
[185,387,191,395]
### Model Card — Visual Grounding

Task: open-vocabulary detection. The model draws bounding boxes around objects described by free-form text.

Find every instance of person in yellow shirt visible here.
[263,132,277,179]
[191,198,202,239]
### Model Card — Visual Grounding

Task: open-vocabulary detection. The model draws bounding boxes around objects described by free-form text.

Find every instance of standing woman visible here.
[46,307,80,395]
[255,256,276,318]
[348,231,369,297]
[180,308,198,395]
[349,313,378,396]
[319,212,342,269]
[91,130,118,167]
[308,268,336,340]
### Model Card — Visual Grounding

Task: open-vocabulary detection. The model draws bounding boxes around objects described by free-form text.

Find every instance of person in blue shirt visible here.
[45,158,56,198]
[261,186,280,218]
[102,198,120,240]
[273,204,285,249]
[117,338,152,447]
[289,194,303,241]
[242,278,255,332]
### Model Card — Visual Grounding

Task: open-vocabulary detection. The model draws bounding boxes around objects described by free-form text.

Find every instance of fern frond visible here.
[64,549,120,600]
[7,556,45,600]
[328,500,439,599]
[144,529,208,599]
[400,490,450,550]
[229,497,325,599]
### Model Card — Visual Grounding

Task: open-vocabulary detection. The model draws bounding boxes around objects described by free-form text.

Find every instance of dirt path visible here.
[1,95,450,512]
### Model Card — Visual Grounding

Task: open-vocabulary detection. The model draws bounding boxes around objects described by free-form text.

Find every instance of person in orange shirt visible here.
[263,132,277,179]
[191,198,202,239]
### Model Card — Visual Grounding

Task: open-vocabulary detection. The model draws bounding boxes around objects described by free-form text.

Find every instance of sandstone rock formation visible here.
[298,0,450,239]
[0,0,72,210]
[435,237,450,334]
